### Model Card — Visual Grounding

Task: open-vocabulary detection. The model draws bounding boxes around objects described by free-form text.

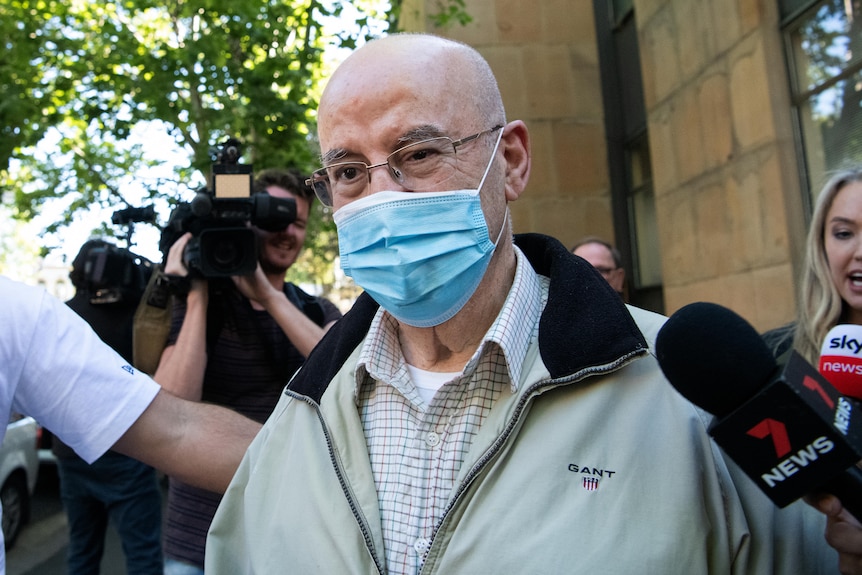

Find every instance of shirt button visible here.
[414,537,431,554]
[425,431,440,447]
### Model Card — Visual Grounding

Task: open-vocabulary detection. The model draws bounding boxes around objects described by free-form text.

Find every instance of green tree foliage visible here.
[0,0,386,290]
[0,0,471,292]
[385,0,471,31]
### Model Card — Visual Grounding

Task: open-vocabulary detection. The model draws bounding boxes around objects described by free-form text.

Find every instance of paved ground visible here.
[6,464,166,575]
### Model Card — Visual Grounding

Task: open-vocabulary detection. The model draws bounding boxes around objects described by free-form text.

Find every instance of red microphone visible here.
[819,324,862,401]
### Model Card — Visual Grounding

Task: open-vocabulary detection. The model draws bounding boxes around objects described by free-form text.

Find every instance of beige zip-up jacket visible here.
[207,234,836,574]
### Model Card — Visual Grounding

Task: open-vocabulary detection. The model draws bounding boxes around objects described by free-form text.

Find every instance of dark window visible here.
[594,0,664,312]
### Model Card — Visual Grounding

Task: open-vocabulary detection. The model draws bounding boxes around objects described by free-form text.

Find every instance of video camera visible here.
[160,138,297,277]
[80,241,155,305]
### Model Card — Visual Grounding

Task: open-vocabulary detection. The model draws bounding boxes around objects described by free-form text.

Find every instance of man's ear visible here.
[501,120,531,201]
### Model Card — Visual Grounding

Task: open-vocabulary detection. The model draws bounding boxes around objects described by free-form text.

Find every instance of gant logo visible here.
[568,463,616,492]
[582,477,599,491]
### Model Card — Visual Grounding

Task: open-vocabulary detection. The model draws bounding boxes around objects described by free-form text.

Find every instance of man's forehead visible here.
[321,123,450,157]
[319,40,466,116]
[318,81,463,157]
[576,243,614,261]
[317,37,478,156]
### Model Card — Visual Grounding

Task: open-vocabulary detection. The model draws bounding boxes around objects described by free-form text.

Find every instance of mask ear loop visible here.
[479,127,508,248]
[475,126,505,193]
[493,205,510,247]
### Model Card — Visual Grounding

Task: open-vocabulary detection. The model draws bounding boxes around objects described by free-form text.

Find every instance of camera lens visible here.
[212,238,242,271]
[197,228,258,276]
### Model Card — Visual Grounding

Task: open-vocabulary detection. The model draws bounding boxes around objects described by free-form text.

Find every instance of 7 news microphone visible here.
[654,302,862,521]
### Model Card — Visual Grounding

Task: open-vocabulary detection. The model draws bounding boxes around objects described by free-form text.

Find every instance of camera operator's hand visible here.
[164,233,207,294]
[165,232,193,277]
[232,264,333,358]
[232,264,281,307]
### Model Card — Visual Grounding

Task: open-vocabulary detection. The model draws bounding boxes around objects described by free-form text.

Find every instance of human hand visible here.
[165,232,193,277]
[232,264,280,306]
[806,492,862,574]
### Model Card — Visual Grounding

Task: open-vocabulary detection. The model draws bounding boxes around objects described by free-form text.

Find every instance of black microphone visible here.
[655,302,862,520]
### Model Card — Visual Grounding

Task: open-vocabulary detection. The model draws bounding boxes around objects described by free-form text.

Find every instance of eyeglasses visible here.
[594,266,619,276]
[306,125,504,207]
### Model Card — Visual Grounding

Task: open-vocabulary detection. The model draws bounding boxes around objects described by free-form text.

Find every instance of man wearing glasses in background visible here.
[205,33,836,574]
[571,236,626,299]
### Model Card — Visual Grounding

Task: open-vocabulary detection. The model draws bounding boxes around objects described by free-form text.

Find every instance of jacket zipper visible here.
[291,346,647,575]
[419,348,647,573]
[290,391,386,575]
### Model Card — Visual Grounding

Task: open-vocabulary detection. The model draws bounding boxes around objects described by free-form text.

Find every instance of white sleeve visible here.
[2,277,160,463]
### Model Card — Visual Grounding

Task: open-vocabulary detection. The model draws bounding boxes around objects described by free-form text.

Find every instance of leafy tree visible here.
[386,0,472,30]
[0,0,386,291]
[0,0,470,292]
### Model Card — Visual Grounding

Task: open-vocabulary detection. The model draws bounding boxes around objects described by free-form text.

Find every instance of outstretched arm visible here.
[111,388,261,493]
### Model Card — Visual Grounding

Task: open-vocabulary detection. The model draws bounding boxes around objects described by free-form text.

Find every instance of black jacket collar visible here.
[288,233,647,403]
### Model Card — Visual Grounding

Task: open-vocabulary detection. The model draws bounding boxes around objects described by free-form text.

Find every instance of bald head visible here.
[312,33,533,331]
[313,32,530,217]
[318,34,504,146]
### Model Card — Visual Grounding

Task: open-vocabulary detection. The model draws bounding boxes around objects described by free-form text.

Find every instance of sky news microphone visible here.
[820,324,862,401]
[654,302,862,521]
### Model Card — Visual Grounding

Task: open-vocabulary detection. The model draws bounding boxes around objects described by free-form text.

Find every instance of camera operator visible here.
[53,239,164,574]
[153,168,342,575]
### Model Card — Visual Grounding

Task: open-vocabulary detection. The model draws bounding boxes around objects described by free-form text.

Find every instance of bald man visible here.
[206,34,836,574]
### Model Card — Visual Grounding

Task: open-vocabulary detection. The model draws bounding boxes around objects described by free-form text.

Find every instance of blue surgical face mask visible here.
[333,130,507,327]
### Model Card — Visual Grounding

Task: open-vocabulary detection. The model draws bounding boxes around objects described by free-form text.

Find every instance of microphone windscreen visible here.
[819,324,862,400]
[191,192,213,218]
[655,302,777,417]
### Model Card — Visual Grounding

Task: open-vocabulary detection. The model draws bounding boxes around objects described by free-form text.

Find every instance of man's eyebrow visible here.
[321,148,349,165]
[396,125,447,144]
[320,125,448,166]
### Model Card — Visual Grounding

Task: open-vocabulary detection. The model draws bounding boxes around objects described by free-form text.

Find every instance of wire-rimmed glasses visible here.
[306,125,504,207]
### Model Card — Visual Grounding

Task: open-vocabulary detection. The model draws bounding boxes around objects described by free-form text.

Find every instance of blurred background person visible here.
[154,168,341,575]
[52,239,164,574]
[571,236,626,298]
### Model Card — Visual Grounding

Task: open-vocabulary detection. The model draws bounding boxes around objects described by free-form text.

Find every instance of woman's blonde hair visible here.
[794,168,862,363]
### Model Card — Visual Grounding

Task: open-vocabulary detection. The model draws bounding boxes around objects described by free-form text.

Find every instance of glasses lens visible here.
[309,171,334,207]
[389,137,457,189]
[313,162,369,207]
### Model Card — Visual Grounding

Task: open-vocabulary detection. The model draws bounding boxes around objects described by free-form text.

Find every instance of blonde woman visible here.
[768,168,862,574]
[763,169,862,365]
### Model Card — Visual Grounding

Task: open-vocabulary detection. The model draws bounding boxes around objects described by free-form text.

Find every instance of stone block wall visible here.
[637,0,804,329]
[398,0,805,330]
[400,0,614,252]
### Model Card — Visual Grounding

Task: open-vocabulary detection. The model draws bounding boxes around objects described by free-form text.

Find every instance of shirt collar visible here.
[353,246,549,401]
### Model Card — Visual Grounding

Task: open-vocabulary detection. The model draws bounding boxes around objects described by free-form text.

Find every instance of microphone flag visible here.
[709,351,862,507]
[819,324,862,400]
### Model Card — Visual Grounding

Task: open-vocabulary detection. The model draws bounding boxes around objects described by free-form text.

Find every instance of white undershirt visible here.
[405,364,462,405]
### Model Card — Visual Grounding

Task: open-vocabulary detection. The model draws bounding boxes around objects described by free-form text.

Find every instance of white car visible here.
[0,414,39,549]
